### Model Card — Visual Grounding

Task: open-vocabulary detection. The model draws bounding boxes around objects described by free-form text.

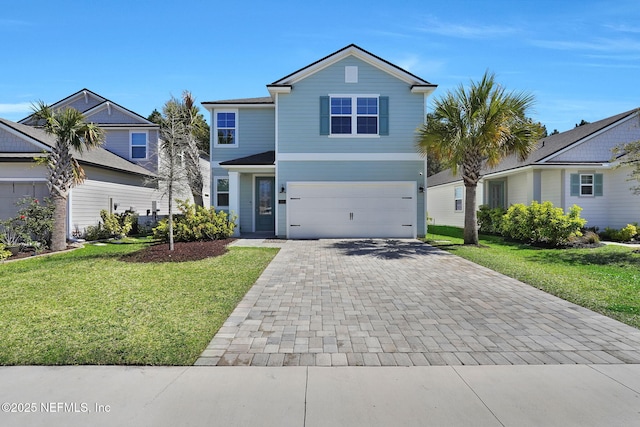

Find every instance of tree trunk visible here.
[192,193,204,208]
[463,184,479,245]
[51,194,68,252]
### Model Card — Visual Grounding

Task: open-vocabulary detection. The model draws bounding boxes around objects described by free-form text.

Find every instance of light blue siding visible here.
[102,129,158,173]
[211,108,275,164]
[277,57,425,154]
[277,160,426,236]
[65,93,103,113]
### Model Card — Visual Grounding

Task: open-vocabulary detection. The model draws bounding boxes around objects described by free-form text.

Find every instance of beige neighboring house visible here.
[1,89,210,238]
[427,108,640,231]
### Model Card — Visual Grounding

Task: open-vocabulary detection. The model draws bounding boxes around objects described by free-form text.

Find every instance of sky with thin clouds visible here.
[1,0,638,132]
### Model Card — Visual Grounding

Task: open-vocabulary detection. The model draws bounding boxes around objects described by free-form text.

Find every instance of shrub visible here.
[0,197,54,249]
[100,209,134,239]
[501,201,586,246]
[602,224,638,242]
[0,243,11,260]
[153,199,236,242]
[83,224,112,241]
[477,205,506,234]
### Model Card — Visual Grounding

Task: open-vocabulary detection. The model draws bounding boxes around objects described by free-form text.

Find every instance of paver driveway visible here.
[197,239,640,366]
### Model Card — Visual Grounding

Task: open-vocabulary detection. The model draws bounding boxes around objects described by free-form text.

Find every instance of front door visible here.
[255,177,275,232]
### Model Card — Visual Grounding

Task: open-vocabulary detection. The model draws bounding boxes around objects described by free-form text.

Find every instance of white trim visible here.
[278,153,423,161]
[540,112,639,163]
[213,109,239,148]
[0,178,47,182]
[83,101,155,125]
[203,103,274,110]
[129,130,149,160]
[274,93,280,236]
[328,94,380,136]
[228,171,240,236]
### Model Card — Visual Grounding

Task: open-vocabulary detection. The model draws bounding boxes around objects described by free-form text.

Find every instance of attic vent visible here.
[345,66,358,83]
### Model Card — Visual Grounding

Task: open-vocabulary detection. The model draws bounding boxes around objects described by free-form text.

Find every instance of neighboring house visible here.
[427,108,640,230]
[203,44,437,238]
[1,89,169,236]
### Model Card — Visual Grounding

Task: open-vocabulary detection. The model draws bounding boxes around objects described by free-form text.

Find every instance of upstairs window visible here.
[130,132,147,159]
[215,111,237,146]
[321,95,388,136]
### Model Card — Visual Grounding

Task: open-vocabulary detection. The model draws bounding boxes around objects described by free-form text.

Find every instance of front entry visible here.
[255,177,275,232]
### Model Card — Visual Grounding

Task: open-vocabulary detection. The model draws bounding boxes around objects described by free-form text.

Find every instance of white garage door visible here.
[287,181,416,239]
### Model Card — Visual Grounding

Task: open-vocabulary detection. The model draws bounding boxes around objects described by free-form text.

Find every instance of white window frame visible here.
[328,94,380,138]
[214,176,230,208]
[214,109,238,148]
[130,131,148,160]
[580,174,594,196]
[454,186,463,212]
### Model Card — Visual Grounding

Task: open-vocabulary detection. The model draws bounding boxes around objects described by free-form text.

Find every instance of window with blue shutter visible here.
[320,95,386,136]
[570,173,603,196]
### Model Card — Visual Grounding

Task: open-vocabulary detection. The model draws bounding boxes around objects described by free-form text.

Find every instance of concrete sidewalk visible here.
[1,365,640,426]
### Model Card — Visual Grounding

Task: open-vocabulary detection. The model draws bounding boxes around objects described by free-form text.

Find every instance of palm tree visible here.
[33,103,105,251]
[417,71,541,245]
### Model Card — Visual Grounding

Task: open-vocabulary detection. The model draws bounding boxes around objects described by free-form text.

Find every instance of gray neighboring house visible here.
[0,89,200,237]
[427,108,640,230]
[204,44,437,239]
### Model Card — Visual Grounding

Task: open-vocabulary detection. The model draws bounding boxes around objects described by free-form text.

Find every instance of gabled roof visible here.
[270,44,436,90]
[0,118,155,177]
[202,44,437,106]
[219,151,275,166]
[427,108,639,187]
[19,88,156,126]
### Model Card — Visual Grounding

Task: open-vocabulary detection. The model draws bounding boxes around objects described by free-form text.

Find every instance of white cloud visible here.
[530,37,640,53]
[416,17,517,39]
[0,102,32,114]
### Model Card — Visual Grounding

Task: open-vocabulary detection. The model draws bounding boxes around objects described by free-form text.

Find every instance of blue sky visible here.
[1,0,638,133]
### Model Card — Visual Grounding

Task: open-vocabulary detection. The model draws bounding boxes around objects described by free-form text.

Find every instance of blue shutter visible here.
[570,174,579,196]
[594,173,603,196]
[379,96,389,136]
[319,96,330,135]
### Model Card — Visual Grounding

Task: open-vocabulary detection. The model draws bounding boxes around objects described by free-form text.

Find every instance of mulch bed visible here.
[120,239,236,263]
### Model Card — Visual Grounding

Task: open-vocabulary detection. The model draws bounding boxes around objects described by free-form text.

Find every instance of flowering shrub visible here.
[153,199,236,242]
[0,197,54,249]
[0,243,11,260]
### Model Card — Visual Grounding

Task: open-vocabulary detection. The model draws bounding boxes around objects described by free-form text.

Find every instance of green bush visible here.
[602,224,638,242]
[83,224,112,241]
[100,210,134,239]
[477,205,506,234]
[501,201,586,246]
[153,200,236,242]
[0,197,54,250]
[0,243,11,260]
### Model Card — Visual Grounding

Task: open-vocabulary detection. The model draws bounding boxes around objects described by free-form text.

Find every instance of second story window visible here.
[330,96,378,135]
[130,132,148,159]
[321,95,388,137]
[215,111,237,146]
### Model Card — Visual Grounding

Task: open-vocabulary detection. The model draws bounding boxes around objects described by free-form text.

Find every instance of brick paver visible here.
[196,239,640,366]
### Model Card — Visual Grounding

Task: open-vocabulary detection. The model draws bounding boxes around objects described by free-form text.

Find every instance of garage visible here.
[286,181,417,239]
[0,181,48,220]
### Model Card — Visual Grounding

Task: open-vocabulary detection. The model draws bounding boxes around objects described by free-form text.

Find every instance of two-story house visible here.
[204,44,437,239]
[1,89,171,237]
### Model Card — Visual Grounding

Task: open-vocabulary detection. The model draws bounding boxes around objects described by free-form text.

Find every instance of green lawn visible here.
[426,225,640,329]
[0,239,278,365]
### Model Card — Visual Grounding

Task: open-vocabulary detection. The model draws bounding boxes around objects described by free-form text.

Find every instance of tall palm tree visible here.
[33,103,105,251]
[417,71,541,245]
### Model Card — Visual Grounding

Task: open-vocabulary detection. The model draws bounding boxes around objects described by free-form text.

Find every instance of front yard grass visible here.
[0,239,278,365]
[426,225,640,329]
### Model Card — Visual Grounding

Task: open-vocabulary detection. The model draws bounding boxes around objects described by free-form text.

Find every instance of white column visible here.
[228,171,240,237]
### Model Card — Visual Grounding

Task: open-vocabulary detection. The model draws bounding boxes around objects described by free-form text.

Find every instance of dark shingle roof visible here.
[0,118,155,177]
[220,151,275,166]
[202,96,274,105]
[427,108,638,187]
